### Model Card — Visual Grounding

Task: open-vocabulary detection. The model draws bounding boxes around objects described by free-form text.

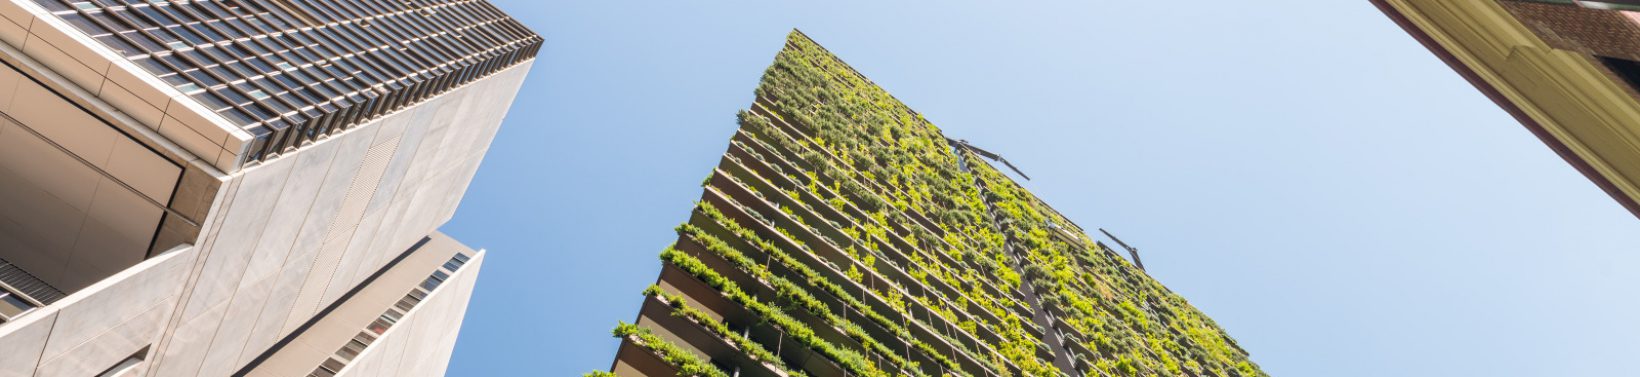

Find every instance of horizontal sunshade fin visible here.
[34,0,542,163]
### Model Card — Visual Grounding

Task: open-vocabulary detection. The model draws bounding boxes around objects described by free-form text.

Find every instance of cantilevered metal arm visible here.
[1099,228,1145,271]
[946,137,1031,180]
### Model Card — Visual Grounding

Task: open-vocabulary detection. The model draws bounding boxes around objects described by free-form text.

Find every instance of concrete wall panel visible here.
[0,248,189,377]
[0,312,55,377]
[336,251,483,377]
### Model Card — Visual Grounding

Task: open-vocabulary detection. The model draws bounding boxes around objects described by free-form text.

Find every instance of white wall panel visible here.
[0,312,55,377]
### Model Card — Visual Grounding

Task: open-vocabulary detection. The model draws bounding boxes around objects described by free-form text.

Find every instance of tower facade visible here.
[0,0,538,376]
[1376,0,1640,219]
[595,31,1261,377]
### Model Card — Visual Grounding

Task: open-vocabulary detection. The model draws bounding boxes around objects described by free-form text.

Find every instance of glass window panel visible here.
[400,294,421,307]
[130,56,167,73]
[367,319,390,334]
[334,341,361,361]
[134,6,175,27]
[155,4,199,24]
[240,102,277,119]
[222,61,258,78]
[245,56,275,72]
[166,25,207,44]
[175,82,202,94]
[37,0,72,12]
[217,84,251,104]
[0,294,31,318]
[320,358,345,373]
[182,69,223,87]
[107,8,155,29]
[270,73,300,89]
[353,331,377,345]
[62,13,110,36]
[119,30,166,52]
[189,23,225,41]
[94,34,142,56]
[221,17,252,34]
[157,73,191,86]
[190,90,232,110]
[217,107,258,124]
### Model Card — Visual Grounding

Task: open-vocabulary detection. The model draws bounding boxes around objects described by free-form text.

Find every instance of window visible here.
[0,292,32,321]
[176,82,204,94]
[352,331,377,346]
[329,254,474,370]
[311,357,345,377]
[1599,56,1640,94]
[335,339,366,361]
[306,252,470,377]
[393,296,415,312]
[366,318,391,335]
[95,348,147,377]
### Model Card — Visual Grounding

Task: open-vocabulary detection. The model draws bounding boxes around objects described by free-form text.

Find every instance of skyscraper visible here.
[1375,0,1640,219]
[0,0,538,376]
[594,31,1262,377]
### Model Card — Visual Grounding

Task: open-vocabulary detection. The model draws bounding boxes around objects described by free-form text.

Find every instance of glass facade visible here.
[33,0,542,162]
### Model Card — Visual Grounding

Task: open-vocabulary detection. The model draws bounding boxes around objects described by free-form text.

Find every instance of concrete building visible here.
[594,31,1263,377]
[0,0,538,376]
[1375,0,1640,219]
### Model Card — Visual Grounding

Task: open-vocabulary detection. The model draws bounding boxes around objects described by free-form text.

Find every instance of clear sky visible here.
[440,1,1640,376]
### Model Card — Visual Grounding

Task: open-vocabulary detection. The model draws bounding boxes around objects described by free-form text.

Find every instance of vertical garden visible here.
[591,30,1266,377]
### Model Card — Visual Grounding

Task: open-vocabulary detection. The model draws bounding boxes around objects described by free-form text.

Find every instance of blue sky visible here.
[440,1,1640,376]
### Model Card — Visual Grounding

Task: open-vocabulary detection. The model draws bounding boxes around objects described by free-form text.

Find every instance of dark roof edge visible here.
[1370,0,1640,220]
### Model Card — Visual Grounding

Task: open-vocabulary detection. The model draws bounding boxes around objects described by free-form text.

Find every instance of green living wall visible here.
[592,31,1265,377]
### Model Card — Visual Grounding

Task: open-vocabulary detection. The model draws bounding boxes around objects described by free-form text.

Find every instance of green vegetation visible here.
[686,202,983,374]
[596,30,1264,377]
[965,151,1265,377]
[659,247,899,377]
[643,286,787,369]
[610,322,729,377]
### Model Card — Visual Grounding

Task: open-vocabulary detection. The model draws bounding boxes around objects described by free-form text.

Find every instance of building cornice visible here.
[0,0,250,171]
[1374,0,1640,219]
